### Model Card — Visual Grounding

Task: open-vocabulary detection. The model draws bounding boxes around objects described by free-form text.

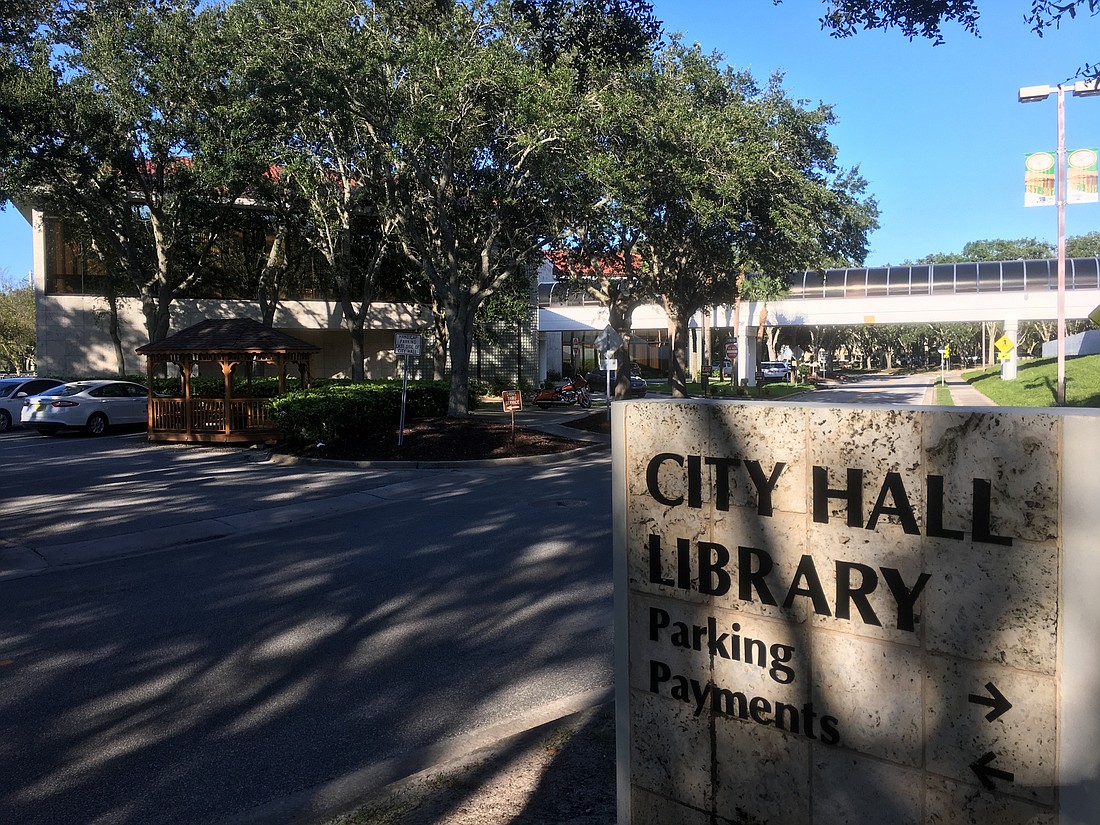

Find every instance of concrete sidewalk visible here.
[940,371,998,407]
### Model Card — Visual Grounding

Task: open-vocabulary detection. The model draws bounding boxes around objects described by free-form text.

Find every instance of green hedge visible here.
[151,375,318,397]
[65,374,312,398]
[269,380,477,449]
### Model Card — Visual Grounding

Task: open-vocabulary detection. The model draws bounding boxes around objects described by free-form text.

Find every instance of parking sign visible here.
[394,332,422,356]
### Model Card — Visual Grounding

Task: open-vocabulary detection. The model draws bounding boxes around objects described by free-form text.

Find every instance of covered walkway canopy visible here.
[136,318,319,444]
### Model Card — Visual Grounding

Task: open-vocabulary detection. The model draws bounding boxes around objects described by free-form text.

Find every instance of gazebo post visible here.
[183,361,193,437]
[221,359,234,438]
[145,356,155,432]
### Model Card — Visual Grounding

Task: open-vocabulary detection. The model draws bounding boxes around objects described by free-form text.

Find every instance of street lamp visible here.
[1018,79,1100,405]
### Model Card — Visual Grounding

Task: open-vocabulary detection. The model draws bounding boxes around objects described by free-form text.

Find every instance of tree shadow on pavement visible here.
[342,703,616,825]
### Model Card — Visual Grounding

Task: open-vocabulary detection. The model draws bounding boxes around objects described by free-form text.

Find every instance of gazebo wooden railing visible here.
[148,397,275,439]
[136,319,319,445]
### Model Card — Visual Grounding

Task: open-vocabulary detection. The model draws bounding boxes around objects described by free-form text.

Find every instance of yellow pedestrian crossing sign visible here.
[995,335,1015,355]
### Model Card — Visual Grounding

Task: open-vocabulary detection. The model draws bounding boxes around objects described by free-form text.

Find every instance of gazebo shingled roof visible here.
[136,318,320,355]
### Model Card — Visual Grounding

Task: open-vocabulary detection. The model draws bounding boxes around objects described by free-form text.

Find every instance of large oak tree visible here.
[586,38,877,396]
[3,0,272,350]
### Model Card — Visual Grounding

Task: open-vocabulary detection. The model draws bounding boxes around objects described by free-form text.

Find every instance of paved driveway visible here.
[0,431,614,824]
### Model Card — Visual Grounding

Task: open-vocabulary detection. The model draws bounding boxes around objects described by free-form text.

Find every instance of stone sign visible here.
[611,400,1100,825]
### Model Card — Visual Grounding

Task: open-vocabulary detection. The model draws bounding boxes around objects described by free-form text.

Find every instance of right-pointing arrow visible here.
[971,751,1015,791]
[968,681,1012,722]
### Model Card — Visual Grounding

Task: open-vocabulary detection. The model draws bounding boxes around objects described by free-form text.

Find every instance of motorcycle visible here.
[532,374,592,410]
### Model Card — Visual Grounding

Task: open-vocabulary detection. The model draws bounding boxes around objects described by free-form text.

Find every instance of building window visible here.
[44,218,105,294]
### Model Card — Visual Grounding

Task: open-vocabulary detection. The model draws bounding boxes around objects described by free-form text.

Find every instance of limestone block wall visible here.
[33,294,431,379]
[612,399,1100,825]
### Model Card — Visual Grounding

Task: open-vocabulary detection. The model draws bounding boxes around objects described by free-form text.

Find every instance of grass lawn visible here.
[963,353,1100,407]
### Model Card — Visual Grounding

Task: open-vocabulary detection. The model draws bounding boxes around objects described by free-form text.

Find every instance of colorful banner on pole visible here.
[1068,148,1099,204]
[1024,152,1056,206]
[1024,149,1099,206]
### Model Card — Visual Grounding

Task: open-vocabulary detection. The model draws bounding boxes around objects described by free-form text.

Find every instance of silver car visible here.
[21,380,150,436]
[0,377,65,433]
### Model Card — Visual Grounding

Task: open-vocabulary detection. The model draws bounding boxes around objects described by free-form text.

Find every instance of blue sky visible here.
[2,1,1098,283]
[655,1,1100,265]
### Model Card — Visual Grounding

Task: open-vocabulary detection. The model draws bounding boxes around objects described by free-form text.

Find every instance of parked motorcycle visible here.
[532,374,592,410]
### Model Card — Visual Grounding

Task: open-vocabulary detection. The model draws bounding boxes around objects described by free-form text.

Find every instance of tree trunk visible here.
[346,320,366,380]
[432,308,448,380]
[667,312,691,398]
[608,301,633,400]
[142,292,172,346]
[515,321,523,390]
[446,311,475,416]
[756,304,769,368]
[766,326,780,361]
[257,227,287,328]
[730,270,746,346]
[104,276,126,377]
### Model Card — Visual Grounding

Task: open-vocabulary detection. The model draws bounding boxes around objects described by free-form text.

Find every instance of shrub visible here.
[151,375,317,398]
[269,380,480,449]
[482,374,533,396]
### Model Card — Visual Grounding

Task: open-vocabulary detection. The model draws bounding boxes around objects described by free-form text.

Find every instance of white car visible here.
[21,380,150,436]
[0,377,65,433]
[759,361,792,382]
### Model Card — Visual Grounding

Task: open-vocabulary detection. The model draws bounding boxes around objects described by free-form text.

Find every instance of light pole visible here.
[1018,80,1100,405]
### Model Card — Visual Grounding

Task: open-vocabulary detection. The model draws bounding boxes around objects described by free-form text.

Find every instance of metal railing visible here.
[537,257,1100,306]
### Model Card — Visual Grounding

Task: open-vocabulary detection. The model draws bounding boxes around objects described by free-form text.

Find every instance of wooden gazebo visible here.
[136,318,320,444]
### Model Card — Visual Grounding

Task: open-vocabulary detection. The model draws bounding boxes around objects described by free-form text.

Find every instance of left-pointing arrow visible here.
[968,681,1012,722]
[971,751,1014,791]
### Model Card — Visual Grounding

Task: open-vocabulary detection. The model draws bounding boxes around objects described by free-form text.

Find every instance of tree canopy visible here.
[797,0,1100,77]
[0,276,35,373]
[3,0,879,411]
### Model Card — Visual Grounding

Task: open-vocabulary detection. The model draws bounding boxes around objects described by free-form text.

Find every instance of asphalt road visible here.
[0,429,614,824]
[787,371,935,406]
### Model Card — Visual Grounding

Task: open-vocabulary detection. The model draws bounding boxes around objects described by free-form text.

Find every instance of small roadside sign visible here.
[995,335,1015,354]
[394,333,422,447]
[394,332,422,356]
[501,389,522,447]
[725,341,738,360]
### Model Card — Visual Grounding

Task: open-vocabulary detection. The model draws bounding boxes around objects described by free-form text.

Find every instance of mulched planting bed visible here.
[278,415,599,462]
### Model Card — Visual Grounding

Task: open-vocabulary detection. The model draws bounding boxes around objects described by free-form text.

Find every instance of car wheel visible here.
[0,410,10,433]
[85,412,109,436]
